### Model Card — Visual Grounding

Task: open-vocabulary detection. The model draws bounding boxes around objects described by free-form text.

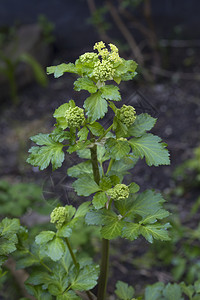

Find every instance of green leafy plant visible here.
[1,42,171,299]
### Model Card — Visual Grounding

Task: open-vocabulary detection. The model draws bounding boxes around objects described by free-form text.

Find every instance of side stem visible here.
[90,143,110,300]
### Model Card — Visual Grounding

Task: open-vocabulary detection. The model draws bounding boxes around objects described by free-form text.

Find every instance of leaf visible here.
[105,138,131,160]
[0,218,20,236]
[16,255,40,269]
[128,182,140,194]
[0,236,18,255]
[128,113,157,137]
[85,210,104,225]
[101,211,124,239]
[145,282,164,300]
[74,202,91,219]
[180,282,194,299]
[67,161,93,178]
[108,155,139,180]
[163,283,183,300]
[72,175,101,196]
[129,190,166,218]
[129,134,170,166]
[100,85,121,101]
[45,237,65,261]
[56,226,72,238]
[115,281,135,300]
[74,77,97,93]
[121,223,140,241]
[87,122,104,136]
[47,63,78,78]
[84,91,108,122]
[77,127,89,141]
[27,134,64,170]
[57,290,81,300]
[92,192,108,209]
[141,209,170,225]
[70,265,99,291]
[35,231,55,245]
[140,223,170,243]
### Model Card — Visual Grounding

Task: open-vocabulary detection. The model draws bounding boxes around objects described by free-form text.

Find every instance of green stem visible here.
[27,249,52,273]
[65,237,79,270]
[90,142,110,300]
[97,239,110,300]
[97,124,113,142]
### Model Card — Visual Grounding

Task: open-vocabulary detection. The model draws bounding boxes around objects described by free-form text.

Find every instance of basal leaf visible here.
[115,280,135,300]
[100,85,121,101]
[145,282,164,300]
[129,133,170,166]
[128,113,157,137]
[72,175,101,196]
[74,77,97,93]
[84,91,108,122]
[92,192,108,209]
[105,138,131,160]
[163,283,183,300]
[140,223,171,243]
[47,63,78,78]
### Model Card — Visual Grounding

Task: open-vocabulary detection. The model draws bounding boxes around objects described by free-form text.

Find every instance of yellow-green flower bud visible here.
[118,105,136,127]
[107,184,129,201]
[50,207,67,228]
[65,106,85,128]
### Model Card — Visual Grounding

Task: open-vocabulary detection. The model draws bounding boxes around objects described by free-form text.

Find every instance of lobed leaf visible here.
[128,113,157,137]
[105,138,131,160]
[100,85,121,101]
[74,77,97,93]
[115,280,135,300]
[47,63,78,78]
[84,91,108,122]
[72,175,101,196]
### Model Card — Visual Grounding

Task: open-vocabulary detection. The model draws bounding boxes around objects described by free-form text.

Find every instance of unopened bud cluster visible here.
[50,207,67,228]
[118,105,136,127]
[65,106,85,128]
[107,184,129,201]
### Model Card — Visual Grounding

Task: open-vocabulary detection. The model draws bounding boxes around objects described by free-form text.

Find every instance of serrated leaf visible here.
[87,122,104,136]
[77,126,89,141]
[145,282,164,300]
[141,209,169,225]
[56,225,72,238]
[67,161,93,178]
[0,236,18,255]
[0,218,20,236]
[35,231,55,245]
[100,85,121,101]
[129,133,170,166]
[27,134,64,170]
[25,285,53,300]
[47,63,78,78]
[70,265,99,291]
[74,77,97,93]
[92,192,108,209]
[72,175,101,196]
[84,91,108,122]
[163,283,183,300]
[128,113,157,137]
[45,237,65,261]
[16,255,40,269]
[108,155,139,180]
[50,128,71,143]
[101,211,124,239]
[180,282,194,299]
[121,223,140,241]
[115,281,135,300]
[140,223,170,243]
[105,138,131,160]
[129,190,166,218]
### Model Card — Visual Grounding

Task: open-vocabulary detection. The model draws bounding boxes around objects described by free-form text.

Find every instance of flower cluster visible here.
[117,105,136,127]
[107,184,129,201]
[92,41,122,82]
[65,106,85,128]
[50,207,67,228]
[79,52,98,64]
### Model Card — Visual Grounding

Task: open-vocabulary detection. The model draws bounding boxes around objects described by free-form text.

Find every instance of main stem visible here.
[90,143,110,300]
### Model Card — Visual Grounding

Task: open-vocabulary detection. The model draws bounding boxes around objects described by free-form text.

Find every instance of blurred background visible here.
[1,0,200,299]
